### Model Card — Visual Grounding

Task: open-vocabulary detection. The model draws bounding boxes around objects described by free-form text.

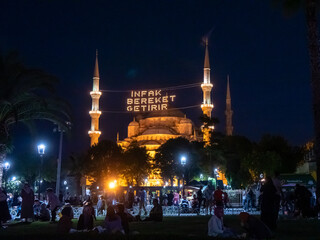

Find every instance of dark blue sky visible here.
[0,0,313,159]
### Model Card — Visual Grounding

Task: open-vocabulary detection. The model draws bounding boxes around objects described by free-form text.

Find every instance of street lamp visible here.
[4,162,10,170]
[2,161,10,189]
[180,156,187,196]
[37,144,46,199]
[200,173,204,181]
[54,122,71,196]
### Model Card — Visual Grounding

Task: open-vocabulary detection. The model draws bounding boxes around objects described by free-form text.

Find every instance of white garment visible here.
[208,215,224,237]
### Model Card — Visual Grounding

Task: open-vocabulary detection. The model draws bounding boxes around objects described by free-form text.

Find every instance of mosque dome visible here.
[180,118,192,124]
[142,127,177,135]
[128,120,139,126]
[136,108,185,120]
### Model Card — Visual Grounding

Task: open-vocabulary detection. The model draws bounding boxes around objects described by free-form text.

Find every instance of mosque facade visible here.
[88,41,232,187]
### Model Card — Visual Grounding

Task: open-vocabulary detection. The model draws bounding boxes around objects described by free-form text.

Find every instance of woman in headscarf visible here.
[77,201,95,230]
[20,183,34,222]
[0,187,11,228]
[104,205,123,234]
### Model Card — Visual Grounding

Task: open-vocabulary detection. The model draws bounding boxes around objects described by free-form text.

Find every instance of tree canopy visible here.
[0,52,72,187]
[121,141,151,186]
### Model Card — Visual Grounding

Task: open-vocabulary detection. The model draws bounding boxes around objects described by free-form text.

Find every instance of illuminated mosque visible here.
[88,40,233,187]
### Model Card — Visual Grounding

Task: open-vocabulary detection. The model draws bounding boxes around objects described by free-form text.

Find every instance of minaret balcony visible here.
[201,83,213,91]
[88,130,101,135]
[90,91,102,98]
[89,110,102,118]
[201,103,214,109]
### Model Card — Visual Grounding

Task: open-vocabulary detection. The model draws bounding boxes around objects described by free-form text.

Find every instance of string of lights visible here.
[100,82,200,93]
[101,104,200,113]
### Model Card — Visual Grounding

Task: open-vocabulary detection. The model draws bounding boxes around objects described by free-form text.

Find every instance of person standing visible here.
[167,191,174,206]
[97,196,105,215]
[204,185,214,215]
[246,186,254,212]
[128,188,134,209]
[173,191,180,206]
[0,187,11,228]
[138,188,147,215]
[272,171,283,223]
[242,188,247,210]
[260,176,277,230]
[20,183,34,222]
[46,188,60,223]
[197,186,203,209]
[213,186,223,207]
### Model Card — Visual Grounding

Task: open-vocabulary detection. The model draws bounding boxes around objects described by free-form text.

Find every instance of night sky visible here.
[0,0,313,160]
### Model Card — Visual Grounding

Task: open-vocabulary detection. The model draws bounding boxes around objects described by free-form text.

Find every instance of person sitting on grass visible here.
[104,205,124,234]
[208,206,236,238]
[61,203,74,219]
[192,194,200,213]
[116,204,130,234]
[137,199,163,222]
[33,200,41,220]
[39,203,50,221]
[57,206,73,234]
[181,196,189,213]
[239,212,273,239]
[77,201,96,230]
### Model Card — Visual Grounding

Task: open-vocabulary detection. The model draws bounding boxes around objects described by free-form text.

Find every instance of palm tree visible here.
[273,0,320,198]
[0,52,71,186]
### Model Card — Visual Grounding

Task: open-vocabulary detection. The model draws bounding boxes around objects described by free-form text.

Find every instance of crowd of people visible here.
[207,172,320,239]
[0,183,165,235]
[0,175,319,238]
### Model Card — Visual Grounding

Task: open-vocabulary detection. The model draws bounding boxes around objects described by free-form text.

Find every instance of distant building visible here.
[118,110,198,158]
[87,41,231,188]
[296,141,316,181]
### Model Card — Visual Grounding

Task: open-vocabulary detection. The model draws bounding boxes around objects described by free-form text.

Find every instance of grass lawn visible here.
[0,216,319,240]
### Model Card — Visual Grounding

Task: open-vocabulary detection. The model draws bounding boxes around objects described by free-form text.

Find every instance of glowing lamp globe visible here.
[181,156,187,166]
[4,162,10,170]
[37,144,46,156]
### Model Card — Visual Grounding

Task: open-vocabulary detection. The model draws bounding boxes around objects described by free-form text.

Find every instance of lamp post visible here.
[180,156,187,196]
[3,161,10,189]
[54,122,71,196]
[37,144,46,200]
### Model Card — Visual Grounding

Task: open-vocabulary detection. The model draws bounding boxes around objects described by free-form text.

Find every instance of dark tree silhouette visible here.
[121,141,151,186]
[0,52,71,186]
[83,140,122,187]
[273,0,320,199]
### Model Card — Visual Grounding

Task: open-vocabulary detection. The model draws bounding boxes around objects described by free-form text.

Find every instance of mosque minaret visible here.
[225,75,233,136]
[88,50,102,146]
[201,38,214,142]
